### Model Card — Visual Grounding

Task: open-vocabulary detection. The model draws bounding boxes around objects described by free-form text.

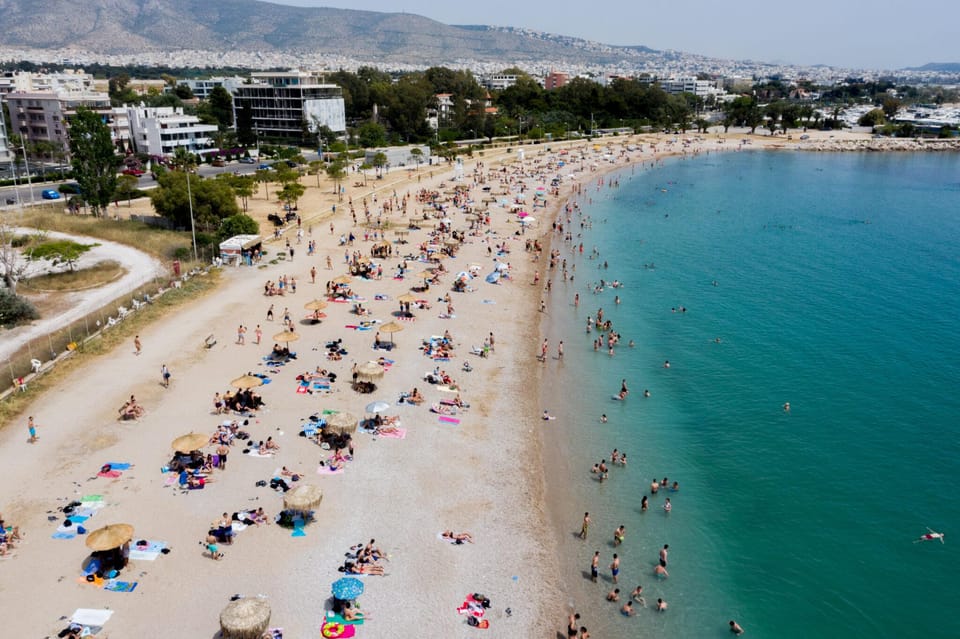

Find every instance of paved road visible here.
[1,153,322,210]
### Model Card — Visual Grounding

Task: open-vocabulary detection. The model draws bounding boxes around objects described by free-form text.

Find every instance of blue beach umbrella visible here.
[331,576,364,600]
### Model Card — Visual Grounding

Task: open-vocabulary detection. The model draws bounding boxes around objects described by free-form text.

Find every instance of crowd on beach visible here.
[6,133,771,636]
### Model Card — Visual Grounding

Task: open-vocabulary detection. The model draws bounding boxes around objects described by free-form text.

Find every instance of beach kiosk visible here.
[219,234,262,266]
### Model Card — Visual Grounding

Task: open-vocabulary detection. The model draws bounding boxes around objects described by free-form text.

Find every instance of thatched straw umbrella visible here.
[85,524,134,552]
[271,331,300,343]
[355,360,385,381]
[229,375,263,390]
[326,411,358,434]
[170,432,211,453]
[219,597,271,639]
[283,484,323,513]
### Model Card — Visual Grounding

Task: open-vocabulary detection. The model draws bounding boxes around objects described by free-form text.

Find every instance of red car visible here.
[121,168,145,177]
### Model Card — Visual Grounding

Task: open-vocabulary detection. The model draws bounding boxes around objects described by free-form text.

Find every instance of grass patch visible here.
[21,260,126,292]
[0,270,221,429]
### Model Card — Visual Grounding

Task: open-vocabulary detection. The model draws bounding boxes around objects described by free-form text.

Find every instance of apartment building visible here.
[232,70,346,141]
[5,90,113,153]
[181,76,247,100]
[126,106,218,158]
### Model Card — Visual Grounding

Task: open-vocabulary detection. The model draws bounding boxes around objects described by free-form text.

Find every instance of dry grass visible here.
[10,206,198,263]
[19,260,126,292]
[0,270,221,429]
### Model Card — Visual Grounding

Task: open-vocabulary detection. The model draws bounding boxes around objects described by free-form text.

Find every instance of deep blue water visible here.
[544,150,960,638]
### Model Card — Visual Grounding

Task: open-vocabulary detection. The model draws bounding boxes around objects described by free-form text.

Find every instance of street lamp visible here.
[185,161,198,262]
[19,144,35,206]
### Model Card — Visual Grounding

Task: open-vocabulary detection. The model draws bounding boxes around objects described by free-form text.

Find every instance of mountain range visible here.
[0,0,669,67]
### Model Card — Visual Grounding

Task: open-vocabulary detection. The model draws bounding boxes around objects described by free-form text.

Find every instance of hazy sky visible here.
[263,0,958,69]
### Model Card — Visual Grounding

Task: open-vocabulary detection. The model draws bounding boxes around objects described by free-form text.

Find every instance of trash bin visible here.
[173,260,181,276]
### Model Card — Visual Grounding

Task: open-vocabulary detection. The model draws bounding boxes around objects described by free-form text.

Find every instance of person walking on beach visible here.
[591,550,600,582]
[579,512,590,540]
[567,613,580,638]
[557,341,564,360]
[161,364,171,388]
[236,325,246,345]
[611,554,620,583]
[27,416,38,443]
[266,304,274,321]
[254,325,262,345]
[133,335,142,356]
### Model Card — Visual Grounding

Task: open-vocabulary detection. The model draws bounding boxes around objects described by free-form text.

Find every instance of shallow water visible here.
[542,150,960,639]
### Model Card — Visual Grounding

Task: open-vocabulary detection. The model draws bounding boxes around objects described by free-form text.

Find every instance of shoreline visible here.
[0,130,953,637]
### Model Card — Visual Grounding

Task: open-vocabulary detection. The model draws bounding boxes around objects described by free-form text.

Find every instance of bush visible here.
[0,289,40,328]
[172,246,193,261]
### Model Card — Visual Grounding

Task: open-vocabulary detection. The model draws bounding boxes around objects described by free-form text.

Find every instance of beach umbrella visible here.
[85,523,134,551]
[444,238,460,247]
[379,321,404,344]
[283,484,323,513]
[303,299,328,311]
[272,331,300,343]
[397,293,417,304]
[230,374,263,389]
[219,597,271,639]
[356,360,385,380]
[331,576,365,600]
[332,274,352,284]
[171,432,210,453]
[365,400,391,414]
[326,411,358,433]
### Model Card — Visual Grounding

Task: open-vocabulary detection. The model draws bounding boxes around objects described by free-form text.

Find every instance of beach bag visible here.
[467,616,479,627]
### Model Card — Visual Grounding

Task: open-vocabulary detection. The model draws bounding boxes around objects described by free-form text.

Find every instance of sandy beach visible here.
[0,128,903,637]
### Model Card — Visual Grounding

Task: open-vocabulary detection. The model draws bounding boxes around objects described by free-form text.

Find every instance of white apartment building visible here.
[658,77,723,98]
[181,76,247,100]
[126,106,218,158]
[0,69,97,99]
[479,74,518,91]
[232,70,346,141]
[0,113,11,165]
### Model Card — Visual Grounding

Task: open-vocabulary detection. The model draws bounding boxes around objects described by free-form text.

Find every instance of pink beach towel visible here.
[439,416,460,425]
[97,470,123,478]
[317,465,346,475]
[378,428,407,439]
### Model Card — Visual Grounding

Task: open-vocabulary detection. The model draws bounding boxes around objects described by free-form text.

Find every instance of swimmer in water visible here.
[730,620,744,635]
[783,402,790,412]
[663,360,670,368]
[914,528,946,544]
[644,389,651,398]
[542,410,556,421]
[600,414,608,423]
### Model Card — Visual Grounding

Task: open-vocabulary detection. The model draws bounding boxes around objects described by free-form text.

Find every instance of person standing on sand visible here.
[27,416,38,443]
[591,550,600,582]
[579,512,590,540]
[254,325,262,345]
[161,364,171,388]
[266,305,274,321]
[134,335,142,355]
[567,613,580,638]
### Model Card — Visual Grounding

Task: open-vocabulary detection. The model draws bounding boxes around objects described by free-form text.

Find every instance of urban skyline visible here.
[266,0,959,70]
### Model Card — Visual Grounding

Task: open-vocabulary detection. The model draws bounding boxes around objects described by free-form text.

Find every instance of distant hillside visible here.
[906,63,960,72]
[0,0,664,66]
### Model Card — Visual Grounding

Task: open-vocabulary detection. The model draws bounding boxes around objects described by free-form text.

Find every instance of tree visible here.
[27,239,94,272]
[0,222,30,294]
[859,109,886,127]
[326,161,347,199]
[0,288,38,328]
[115,174,139,206]
[882,97,901,120]
[219,214,259,241]
[307,160,325,188]
[358,122,387,148]
[173,84,194,100]
[410,147,424,172]
[150,171,239,231]
[208,86,234,128]
[277,182,306,209]
[254,169,275,199]
[231,175,255,212]
[68,107,120,217]
[372,152,388,177]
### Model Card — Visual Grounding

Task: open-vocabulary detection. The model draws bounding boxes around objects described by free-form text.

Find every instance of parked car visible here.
[59,182,82,195]
[41,189,61,200]
[258,163,272,170]
[212,158,226,167]
[122,168,145,177]
[238,157,255,164]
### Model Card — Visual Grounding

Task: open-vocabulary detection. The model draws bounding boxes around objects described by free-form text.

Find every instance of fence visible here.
[2,266,217,403]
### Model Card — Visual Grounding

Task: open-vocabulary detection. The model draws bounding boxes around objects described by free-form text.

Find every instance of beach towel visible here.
[431,403,456,415]
[296,384,309,394]
[378,428,407,439]
[71,609,114,626]
[80,494,104,503]
[317,465,346,475]
[313,382,330,390]
[97,470,123,478]
[437,532,460,544]
[245,450,275,458]
[439,416,461,425]
[103,580,137,592]
[68,515,90,524]
[53,531,77,540]
[291,527,306,537]
[105,463,133,470]
[326,612,364,626]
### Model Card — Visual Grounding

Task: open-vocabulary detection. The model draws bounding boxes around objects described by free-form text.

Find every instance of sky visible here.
[263,0,959,70]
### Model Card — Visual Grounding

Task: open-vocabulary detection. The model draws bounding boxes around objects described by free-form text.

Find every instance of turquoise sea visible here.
[542,150,960,638]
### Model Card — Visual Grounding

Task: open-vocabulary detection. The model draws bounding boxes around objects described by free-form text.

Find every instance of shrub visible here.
[0,289,39,328]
